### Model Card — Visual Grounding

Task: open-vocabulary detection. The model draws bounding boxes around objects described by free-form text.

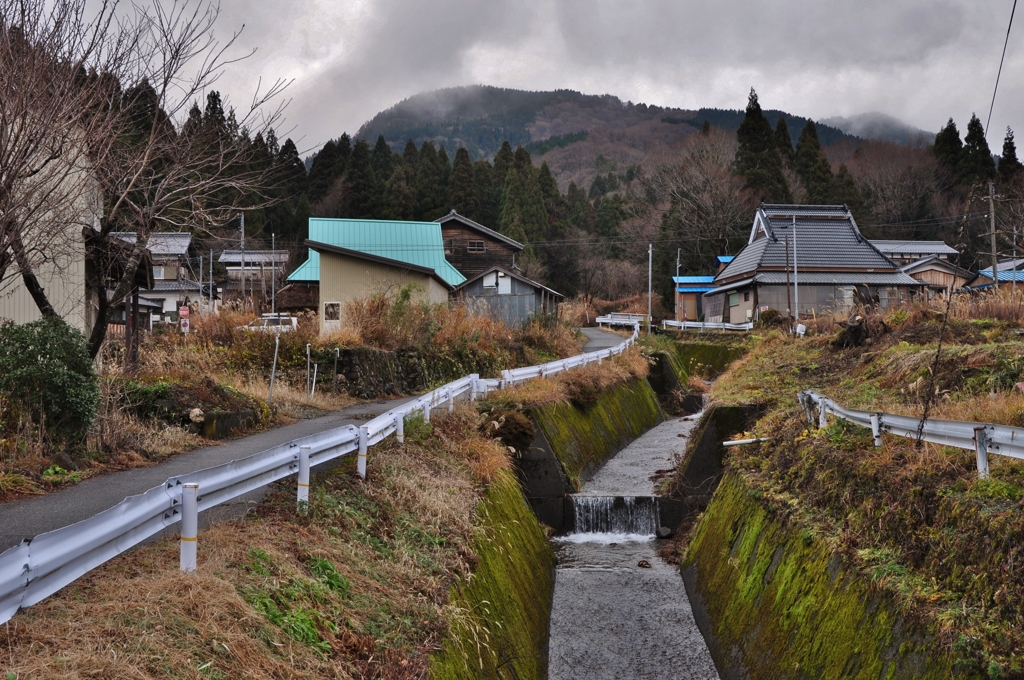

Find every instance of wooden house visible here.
[454,266,563,325]
[436,211,525,278]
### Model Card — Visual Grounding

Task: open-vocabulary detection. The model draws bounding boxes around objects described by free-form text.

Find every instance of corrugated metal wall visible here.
[460,276,539,326]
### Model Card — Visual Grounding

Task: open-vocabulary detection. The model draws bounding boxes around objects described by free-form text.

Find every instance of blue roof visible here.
[673,276,716,284]
[717,255,735,263]
[977,268,1024,282]
[677,286,716,293]
[288,218,466,287]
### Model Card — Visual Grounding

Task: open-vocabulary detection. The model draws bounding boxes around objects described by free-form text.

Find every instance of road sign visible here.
[179,306,190,319]
[180,317,190,333]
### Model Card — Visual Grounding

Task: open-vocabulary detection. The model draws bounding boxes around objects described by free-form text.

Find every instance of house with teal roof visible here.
[287,218,467,333]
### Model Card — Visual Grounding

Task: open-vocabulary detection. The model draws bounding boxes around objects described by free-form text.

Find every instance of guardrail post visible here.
[397,414,405,444]
[297,445,311,511]
[470,376,478,402]
[975,427,991,480]
[357,426,368,479]
[870,414,882,447]
[799,393,814,426]
[180,483,198,573]
[818,399,828,429]
[424,400,431,423]
[447,387,454,413]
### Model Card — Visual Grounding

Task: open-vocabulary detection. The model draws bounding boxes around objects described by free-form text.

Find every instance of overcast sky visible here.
[209,0,1023,153]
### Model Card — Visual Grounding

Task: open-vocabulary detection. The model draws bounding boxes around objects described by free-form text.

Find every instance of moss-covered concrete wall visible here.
[531,377,663,492]
[682,472,970,679]
[649,341,749,411]
[430,470,556,679]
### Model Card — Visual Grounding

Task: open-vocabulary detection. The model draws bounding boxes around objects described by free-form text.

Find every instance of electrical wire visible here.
[986,0,1018,137]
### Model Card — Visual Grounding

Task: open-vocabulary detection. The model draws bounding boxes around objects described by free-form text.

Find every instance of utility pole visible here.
[785,235,792,321]
[272,232,276,314]
[647,243,652,336]
[990,182,999,292]
[239,212,245,302]
[209,248,214,312]
[198,255,203,312]
[792,216,799,325]
[675,248,680,319]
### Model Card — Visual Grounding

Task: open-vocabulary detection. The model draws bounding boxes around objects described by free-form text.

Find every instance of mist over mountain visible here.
[820,112,933,146]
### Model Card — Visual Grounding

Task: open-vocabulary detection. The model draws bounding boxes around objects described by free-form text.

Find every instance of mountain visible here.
[352,86,921,190]
[820,112,933,146]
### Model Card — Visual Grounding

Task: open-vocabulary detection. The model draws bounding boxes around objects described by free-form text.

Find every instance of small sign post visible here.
[180,306,190,334]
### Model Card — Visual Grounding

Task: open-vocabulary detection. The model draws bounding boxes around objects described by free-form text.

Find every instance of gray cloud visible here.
[209,0,1024,153]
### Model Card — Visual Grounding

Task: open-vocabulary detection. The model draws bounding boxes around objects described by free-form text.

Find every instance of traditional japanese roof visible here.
[870,240,959,257]
[111,232,192,257]
[218,250,289,265]
[455,265,563,298]
[288,218,466,287]
[435,210,524,250]
[718,204,898,284]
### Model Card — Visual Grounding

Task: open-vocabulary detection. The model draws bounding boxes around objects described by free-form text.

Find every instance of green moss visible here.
[430,471,555,679]
[684,473,973,679]
[530,378,662,490]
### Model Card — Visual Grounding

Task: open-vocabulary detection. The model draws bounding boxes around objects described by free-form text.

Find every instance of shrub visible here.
[0,317,99,448]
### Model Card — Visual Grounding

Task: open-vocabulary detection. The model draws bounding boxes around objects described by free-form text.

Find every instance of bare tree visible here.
[845,140,940,238]
[0,0,144,315]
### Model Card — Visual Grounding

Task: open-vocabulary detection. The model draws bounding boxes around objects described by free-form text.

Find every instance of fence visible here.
[596,312,649,328]
[0,324,640,625]
[798,390,1024,480]
[661,320,753,332]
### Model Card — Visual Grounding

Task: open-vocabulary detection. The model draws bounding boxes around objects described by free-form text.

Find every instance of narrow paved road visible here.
[0,397,412,552]
[580,326,627,351]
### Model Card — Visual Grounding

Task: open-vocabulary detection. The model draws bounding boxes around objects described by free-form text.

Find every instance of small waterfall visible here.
[571,496,660,535]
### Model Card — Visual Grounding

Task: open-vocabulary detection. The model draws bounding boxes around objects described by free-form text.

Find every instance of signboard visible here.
[180,317,190,333]
[179,306,190,319]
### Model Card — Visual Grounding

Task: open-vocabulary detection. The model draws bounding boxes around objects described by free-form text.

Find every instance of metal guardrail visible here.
[596,312,649,328]
[661,320,753,332]
[798,390,1024,480]
[0,324,640,625]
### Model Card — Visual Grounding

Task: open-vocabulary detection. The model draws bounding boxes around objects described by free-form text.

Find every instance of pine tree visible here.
[383,164,418,220]
[371,135,395,184]
[830,164,865,222]
[402,139,418,168]
[493,141,514,191]
[565,182,597,233]
[307,140,339,203]
[999,126,1023,185]
[794,120,834,204]
[447,147,478,219]
[335,133,352,175]
[415,141,445,221]
[774,116,794,164]
[473,159,499,227]
[346,139,376,218]
[933,118,963,175]
[958,114,997,185]
[499,146,546,243]
[733,89,792,203]
[701,119,711,135]
[276,138,308,199]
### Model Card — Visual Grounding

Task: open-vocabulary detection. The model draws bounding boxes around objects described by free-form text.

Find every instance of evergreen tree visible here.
[383,164,418,220]
[999,126,1023,185]
[437,146,451,189]
[473,159,499,227]
[291,194,312,242]
[794,120,834,204]
[276,138,308,198]
[402,139,418,168]
[415,141,446,220]
[701,119,711,135]
[492,141,514,191]
[371,135,395,184]
[933,118,963,175]
[537,162,560,202]
[447,147,478,219]
[346,139,376,218]
[733,89,792,203]
[307,140,339,203]
[958,114,997,185]
[499,146,546,243]
[830,164,865,222]
[565,182,597,233]
[774,116,794,164]
[335,133,352,174]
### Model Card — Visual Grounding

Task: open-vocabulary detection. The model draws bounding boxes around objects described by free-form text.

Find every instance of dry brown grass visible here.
[947,288,1024,322]
[2,405,506,679]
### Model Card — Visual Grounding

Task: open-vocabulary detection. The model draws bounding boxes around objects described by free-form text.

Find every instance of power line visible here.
[986,0,1018,137]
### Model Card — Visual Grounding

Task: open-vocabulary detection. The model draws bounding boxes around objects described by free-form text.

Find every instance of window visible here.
[743,292,750,302]
[324,303,341,321]
[443,239,453,254]
[497,272,511,295]
[482,272,497,288]
[728,292,740,307]
[151,266,165,280]
[468,240,485,253]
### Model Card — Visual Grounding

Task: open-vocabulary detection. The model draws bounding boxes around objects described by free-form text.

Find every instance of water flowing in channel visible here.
[571,496,660,536]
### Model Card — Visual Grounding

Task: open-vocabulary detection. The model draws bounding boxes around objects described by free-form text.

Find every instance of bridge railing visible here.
[596,312,648,328]
[798,390,1024,480]
[0,323,640,625]
[661,320,753,332]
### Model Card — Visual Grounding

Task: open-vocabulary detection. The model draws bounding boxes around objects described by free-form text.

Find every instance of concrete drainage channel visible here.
[546,412,721,679]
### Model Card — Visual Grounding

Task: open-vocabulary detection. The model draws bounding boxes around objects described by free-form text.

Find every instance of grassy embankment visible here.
[695,297,1024,677]
[1,347,645,680]
[0,298,582,502]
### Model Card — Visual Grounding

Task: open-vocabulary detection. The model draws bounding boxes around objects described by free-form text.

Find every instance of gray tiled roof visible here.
[754,271,924,286]
[717,204,897,282]
[150,280,202,292]
[219,250,289,264]
[870,240,958,256]
[111,232,192,256]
